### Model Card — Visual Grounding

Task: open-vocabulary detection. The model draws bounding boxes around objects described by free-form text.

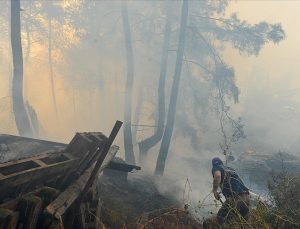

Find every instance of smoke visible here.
[0,0,299,219]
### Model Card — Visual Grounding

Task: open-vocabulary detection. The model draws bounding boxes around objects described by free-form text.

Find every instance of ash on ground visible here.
[97,170,202,229]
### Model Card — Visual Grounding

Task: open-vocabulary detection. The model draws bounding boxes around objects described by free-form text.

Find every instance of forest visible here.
[0,0,299,228]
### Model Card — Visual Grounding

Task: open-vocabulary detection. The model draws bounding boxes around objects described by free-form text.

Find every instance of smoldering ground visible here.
[0,0,300,222]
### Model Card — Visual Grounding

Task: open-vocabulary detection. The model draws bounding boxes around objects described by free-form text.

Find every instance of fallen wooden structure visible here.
[0,120,140,229]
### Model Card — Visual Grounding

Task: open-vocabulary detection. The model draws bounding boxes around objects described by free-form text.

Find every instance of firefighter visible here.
[204,157,250,228]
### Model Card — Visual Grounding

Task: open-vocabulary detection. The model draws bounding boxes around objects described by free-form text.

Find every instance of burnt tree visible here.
[48,16,59,121]
[138,3,171,164]
[11,0,33,137]
[122,2,135,164]
[155,0,188,175]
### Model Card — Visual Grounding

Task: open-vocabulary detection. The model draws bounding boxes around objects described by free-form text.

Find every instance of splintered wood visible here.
[0,121,124,229]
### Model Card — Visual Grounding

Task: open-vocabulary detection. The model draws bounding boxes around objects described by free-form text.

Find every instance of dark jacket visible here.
[212,164,249,198]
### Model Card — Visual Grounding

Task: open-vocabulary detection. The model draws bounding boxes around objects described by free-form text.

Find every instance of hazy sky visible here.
[226,0,300,98]
[222,0,300,154]
[1,0,299,154]
[0,1,299,211]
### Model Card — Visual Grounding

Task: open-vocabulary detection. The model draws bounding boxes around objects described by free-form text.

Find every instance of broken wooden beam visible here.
[44,120,122,220]
[16,194,42,229]
[0,208,19,229]
[82,121,123,195]
[44,145,119,220]
[0,153,76,200]
[0,133,107,200]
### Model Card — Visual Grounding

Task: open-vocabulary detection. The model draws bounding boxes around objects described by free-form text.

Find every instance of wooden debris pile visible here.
[0,121,139,229]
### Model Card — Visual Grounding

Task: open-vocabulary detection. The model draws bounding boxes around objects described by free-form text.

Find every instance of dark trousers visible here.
[217,193,250,223]
[203,193,250,228]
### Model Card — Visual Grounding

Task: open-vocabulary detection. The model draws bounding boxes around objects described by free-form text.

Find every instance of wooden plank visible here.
[0,156,74,186]
[45,145,119,220]
[45,122,122,220]
[64,133,93,158]
[79,203,87,228]
[0,208,19,229]
[76,135,106,175]
[95,198,102,229]
[16,194,42,229]
[33,159,47,167]
[0,133,107,195]
[56,150,92,190]
[82,121,123,195]
[0,158,76,200]
[58,134,106,190]
[0,154,50,169]
[0,153,74,180]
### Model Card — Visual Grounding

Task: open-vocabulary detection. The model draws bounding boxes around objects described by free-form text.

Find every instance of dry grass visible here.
[97,171,300,229]
[130,207,202,229]
[221,171,300,229]
[220,201,299,229]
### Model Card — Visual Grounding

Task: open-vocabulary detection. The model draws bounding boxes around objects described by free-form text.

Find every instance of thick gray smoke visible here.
[0,0,299,216]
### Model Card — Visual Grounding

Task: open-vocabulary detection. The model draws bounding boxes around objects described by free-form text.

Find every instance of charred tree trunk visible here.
[23,17,30,100]
[25,21,30,63]
[155,0,188,175]
[24,0,32,64]
[133,87,144,145]
[72,84,77,132]
[25,102,40,137]
[24,0,32,100]
[48,17,59,121]
[11,0,33,137]
[122,2,135,164]
[138,3,171,164]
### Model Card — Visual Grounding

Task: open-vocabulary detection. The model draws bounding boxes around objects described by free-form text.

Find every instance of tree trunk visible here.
[11,0,33,137]
[155,0,188,175]
[138,3,171,164]
[132,87,144,146]
[72,84,77,132]
[24,9,31,101]
[25,21,30,64]
[122,2,135,164]
[48,17,59,121]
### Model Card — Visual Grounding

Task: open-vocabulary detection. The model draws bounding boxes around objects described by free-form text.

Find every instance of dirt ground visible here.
[97,172,202,229]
